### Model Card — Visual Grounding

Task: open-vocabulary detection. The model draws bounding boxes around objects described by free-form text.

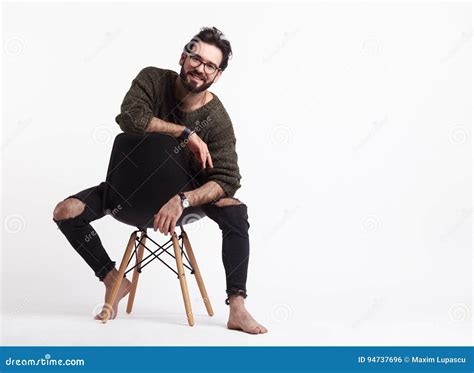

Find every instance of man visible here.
[52,26,267,334]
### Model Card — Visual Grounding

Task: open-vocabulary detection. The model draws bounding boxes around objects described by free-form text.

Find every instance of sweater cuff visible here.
[209,178,239,198]
[116,111,153,134]
[141,112,154,133]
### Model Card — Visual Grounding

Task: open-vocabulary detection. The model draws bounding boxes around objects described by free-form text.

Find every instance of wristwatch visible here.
[178,127,195,142]
[178,192,190,209]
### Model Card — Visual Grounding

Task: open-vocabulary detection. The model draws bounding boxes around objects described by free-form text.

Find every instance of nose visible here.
[195,63,205,75]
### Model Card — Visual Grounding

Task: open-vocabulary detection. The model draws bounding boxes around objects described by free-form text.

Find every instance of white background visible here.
[1,1,472,345]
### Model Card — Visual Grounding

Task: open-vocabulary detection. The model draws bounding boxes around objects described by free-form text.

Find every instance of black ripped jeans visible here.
[53,182,250,304]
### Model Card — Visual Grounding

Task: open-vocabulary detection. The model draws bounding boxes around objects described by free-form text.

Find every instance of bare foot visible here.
[227,296,268,334]
[94,268,132,322]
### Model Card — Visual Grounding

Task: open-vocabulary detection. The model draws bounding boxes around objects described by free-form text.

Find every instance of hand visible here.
[186,132,214,169]
[153,195,183,235]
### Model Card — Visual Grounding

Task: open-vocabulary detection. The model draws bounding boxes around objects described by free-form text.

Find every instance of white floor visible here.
[2,291,471,346]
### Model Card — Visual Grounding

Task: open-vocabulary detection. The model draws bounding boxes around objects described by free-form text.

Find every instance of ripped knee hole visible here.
[53,197,86,220]
[212,197,243,207]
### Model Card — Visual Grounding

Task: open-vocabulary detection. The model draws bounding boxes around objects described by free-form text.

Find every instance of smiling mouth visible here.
[189,72,204,82]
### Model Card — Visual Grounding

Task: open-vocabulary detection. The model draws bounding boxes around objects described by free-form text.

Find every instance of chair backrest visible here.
[103,132,206,230]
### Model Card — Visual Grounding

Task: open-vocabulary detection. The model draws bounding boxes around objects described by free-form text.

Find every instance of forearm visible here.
[145,116,185,137]
[183,181,225,207]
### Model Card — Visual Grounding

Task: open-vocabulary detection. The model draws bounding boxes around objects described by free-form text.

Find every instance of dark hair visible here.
[183,27,233,71]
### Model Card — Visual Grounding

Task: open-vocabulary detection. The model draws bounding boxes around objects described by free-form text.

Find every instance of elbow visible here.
[115,112,150,135]
[211,178,241,199]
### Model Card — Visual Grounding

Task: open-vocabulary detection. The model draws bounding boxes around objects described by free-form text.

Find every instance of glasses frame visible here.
[186,54,222,75]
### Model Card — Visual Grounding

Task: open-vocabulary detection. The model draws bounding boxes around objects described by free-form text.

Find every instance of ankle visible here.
[228,295,246,310]
[103,268,118,286]
[225,289,248,308]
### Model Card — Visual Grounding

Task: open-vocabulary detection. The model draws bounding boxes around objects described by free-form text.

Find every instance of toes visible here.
[244,324,262,334]
[227,317,268,335]
[249,324,268,334]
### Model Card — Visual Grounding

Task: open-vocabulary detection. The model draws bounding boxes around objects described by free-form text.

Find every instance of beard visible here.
[179,67,214,93]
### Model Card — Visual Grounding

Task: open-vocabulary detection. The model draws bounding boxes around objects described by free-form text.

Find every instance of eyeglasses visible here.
[187,55,221,75]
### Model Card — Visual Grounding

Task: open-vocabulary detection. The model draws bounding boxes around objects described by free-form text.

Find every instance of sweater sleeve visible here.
[204,122,242,198]
[115,66,157,134]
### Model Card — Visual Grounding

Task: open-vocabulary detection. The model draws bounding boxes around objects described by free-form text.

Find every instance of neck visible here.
[174,76,207,111]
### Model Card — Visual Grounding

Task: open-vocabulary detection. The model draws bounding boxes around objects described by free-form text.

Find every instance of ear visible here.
[179,53,186,67]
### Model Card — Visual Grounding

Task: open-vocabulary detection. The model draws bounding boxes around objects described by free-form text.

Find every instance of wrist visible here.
[178,191,192,208]
[175,125,186,138]
[178,127,195,142]
[145,117,158,132]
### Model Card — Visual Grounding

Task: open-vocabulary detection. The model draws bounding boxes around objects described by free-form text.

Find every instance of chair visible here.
[100,132,213,326]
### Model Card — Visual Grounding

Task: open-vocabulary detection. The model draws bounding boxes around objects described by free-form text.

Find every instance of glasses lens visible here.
[189,56,200,67]
[204,64,216,74]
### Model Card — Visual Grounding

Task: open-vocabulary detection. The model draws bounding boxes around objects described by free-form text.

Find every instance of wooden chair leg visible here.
[172,232,194,326]
[182,231,214,316]
[126,230,147,314]
[102,231,137,324]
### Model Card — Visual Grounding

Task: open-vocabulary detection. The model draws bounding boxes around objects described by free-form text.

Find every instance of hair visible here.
[183,26,233,71]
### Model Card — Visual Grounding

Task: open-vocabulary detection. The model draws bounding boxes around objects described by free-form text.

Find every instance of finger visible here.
[159,216,168,234]
[200,149,207,169]
[206,152,213,168]
[153,215,160,231]
[156,214,165,233]
[170,219,177,236]
[162,217,171,235]
[193,150,202,166]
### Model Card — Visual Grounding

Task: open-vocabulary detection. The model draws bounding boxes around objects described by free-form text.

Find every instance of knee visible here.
[213,197,243,207]
[53,198,86,221]
[212,198,250,233]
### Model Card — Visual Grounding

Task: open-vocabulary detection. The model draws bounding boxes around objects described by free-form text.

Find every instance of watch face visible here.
[182,199,190,208]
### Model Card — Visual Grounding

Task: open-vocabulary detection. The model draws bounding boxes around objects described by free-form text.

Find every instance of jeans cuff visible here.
[97,261,116,282]
[225,288,247,305]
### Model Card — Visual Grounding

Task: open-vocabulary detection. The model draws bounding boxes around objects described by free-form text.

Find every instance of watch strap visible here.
[178,127,195,142]
[178,192,189,207]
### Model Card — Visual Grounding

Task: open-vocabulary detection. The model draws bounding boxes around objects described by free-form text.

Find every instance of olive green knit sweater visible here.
[115,66,241,198]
